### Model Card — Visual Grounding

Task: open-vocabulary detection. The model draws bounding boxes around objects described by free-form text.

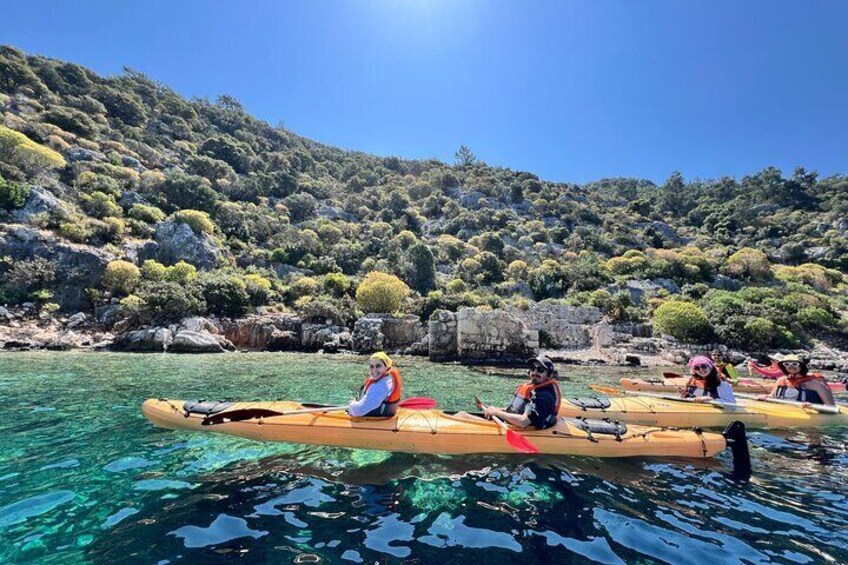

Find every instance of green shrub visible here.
[0,256,57,303]
[652,300,713,343]
[323,272,351,297]
[137,280,205,322]
[0,175,29,209]
[165,261,198,284]
[289,276,321,299]
[0,125,66,176]
[58,220,92,243]
[172,209,215,234]
[725,247,771,281]
[141,259,167,281]
[128,204,165,224]
[80,191,122,219]
[101,217,125,243]
[103,260,140,295]
[356,271,410,314]
[243,273,273,305]
[795,307,839,331]
[199,273,250,317]
[447,279,468,293]
[404,242,436,293]
[119,294,145,316]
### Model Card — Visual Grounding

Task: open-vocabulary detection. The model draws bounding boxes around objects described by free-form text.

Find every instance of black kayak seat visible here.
[568,397,612,410]
[182,400,234,416]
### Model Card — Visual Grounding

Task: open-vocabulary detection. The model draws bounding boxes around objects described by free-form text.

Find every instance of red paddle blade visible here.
[663,372,683,380]
[399,397,437,409]
[505,428,540,454]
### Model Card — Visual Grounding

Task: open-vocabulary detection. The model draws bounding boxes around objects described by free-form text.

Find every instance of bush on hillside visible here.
[0,125,66,177]
[0,174,29,209]
[136,280,205,323]
[165,261,198,284]
[725,248,771,281]
[356,271,410,314]
[128,203,165,224]
[652,300,713,343]
[141,259,167,281]
[172,209,215,234]
[199,273,250,317]
[103,260,140,295]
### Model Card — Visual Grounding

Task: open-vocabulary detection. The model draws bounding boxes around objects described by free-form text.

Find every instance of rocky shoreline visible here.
[2,302,847,373]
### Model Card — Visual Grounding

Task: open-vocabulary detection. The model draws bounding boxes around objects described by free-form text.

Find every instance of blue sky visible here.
[2,0,846,184]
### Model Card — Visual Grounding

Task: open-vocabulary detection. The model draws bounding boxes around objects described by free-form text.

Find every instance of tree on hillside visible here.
[455,145,478,170]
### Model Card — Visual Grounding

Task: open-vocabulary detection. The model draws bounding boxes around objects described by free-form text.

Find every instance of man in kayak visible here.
[348,352,403,417]
[681,356,736,403]
[759,354,836,406]
[711,349,739,385]
[479,355,562,429]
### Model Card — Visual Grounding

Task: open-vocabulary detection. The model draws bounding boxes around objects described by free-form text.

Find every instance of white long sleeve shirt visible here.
[348,376,394,417]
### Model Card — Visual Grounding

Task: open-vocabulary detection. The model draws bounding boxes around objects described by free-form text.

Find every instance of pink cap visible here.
[688,356,715,370]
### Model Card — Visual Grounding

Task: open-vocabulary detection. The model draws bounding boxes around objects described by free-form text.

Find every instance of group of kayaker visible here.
[681,352,837,407]
[350,351,563,429]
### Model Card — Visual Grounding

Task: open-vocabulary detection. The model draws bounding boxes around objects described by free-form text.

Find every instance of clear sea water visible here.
[0,352,845,564]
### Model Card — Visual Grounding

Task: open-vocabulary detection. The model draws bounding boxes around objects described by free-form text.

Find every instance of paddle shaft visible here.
[733,393,841,414]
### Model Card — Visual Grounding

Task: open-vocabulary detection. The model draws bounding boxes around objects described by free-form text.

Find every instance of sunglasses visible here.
[530,365,548,373]
[694,364,710,371]
[781,362,801,368]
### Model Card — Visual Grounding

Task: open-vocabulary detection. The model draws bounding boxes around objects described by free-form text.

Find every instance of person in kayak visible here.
[760,354,835,406]
[681,356,736,403]
[348,352,403,417]
[710,349,739,385]
[479,355,562,429]
[747,357,783,379]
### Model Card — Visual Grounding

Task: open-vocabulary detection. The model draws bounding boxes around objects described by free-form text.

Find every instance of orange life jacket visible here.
[507,379,562,415]
[685,376,720,399]
[776,373,826,404]
[358,367,403,416]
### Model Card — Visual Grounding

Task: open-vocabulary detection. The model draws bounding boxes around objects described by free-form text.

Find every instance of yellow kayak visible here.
[142,398,739,460]
[561,395,848,429]
[620,377,846,395]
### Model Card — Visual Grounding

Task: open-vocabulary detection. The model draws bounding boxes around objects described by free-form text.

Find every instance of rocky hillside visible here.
[1,45,847,354]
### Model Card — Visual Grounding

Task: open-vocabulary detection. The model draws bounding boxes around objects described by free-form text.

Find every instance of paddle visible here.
[733,392,842,414]
[589,385,744,411]
[474,396,540,454]
[277,397,438,416]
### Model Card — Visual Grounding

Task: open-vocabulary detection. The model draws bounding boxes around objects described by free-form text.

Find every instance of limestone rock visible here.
[224,314,302,350]
[65,312,87,329]
[139,220,227,270]
[302,323,352,352]
[9,186,66,224]
[0,226,116,311]
[169,330,233,353]
[112,327,173,352]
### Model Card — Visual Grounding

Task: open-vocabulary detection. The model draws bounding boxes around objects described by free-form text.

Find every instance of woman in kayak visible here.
[478,355,562,429]
[348,352,403,417]
[759,354,835,406]
[710,349,739,385]
[681,356,736,403]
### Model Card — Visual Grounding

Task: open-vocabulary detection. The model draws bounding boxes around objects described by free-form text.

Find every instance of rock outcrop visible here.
[169,330,234,353]
[139,220,227,269]
[224,313,302,350]
[352,314,425,353]
[0,225,115,310]
[111,327,173,352]
[456,307,538,362]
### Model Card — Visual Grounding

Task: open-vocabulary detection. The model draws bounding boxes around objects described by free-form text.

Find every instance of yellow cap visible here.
[369,351,393,369]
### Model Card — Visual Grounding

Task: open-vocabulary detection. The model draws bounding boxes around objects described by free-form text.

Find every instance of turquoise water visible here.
[0,352,846,564]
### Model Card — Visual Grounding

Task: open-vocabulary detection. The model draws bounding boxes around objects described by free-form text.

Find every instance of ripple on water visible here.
[419,512,522,552]
[104,456,156,473]
[133,479,195,491]
[169,513,268,548]
[0,490,75,528]
[100,507,139,529]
